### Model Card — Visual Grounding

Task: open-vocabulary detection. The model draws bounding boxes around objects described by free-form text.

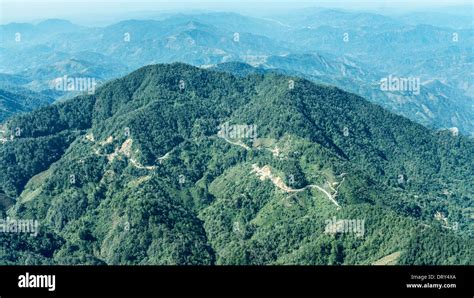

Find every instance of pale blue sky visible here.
[1,0,472,24]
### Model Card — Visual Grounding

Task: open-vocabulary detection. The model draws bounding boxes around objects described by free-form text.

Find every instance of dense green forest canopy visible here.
[0,63,472,265]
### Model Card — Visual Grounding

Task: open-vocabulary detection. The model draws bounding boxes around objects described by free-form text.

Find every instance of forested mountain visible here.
[0,87,54,122]
[209,60,474,135]
[0,63,472,265]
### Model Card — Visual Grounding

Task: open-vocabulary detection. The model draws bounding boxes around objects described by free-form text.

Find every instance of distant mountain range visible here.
[0,9,472,136]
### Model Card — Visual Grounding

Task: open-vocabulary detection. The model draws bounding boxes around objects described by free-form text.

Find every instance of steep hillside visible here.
[211,59,474,136]
[0,87,54,122]
[0,63,472,265]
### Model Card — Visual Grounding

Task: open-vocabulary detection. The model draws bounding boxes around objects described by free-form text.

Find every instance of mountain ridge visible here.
[0,63,471,265]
